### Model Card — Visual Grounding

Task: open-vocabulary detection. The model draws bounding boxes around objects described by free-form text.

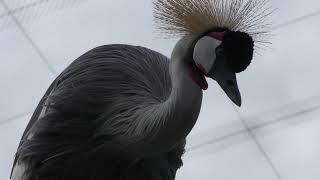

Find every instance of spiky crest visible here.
[153,0,272,46]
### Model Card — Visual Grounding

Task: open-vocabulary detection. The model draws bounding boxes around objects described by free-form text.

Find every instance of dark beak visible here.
[215,71,241,106]
[207,54,242,107]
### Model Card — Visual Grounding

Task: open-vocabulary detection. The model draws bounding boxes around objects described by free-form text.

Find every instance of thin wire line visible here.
[0,0,50,19]
[0,111,32,125]
[186,129,245,152]
[250,104,320,130]
[0,0,88,31]
[0,0,57,75]
[232,105,284,180]
[272,10,320,30]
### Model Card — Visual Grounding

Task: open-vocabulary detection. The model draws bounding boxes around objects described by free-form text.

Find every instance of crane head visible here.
[153,0,272,106]
[193,30,254,106]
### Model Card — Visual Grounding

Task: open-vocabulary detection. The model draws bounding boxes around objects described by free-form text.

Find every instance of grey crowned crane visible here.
[11,0,271,179]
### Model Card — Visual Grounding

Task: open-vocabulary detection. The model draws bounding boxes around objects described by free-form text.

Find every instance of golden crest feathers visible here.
[153,0,273,45]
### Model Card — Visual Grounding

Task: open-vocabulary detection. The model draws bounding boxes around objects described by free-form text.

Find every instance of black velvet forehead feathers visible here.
[222,31,254,73]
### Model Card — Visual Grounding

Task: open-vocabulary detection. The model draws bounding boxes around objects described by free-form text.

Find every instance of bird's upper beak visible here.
[207,55,242,106]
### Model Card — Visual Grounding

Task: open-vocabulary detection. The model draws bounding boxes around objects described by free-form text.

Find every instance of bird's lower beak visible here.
[206,56,242,107]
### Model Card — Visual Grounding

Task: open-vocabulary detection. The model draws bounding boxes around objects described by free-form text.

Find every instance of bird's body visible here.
[11,42,203,180]
[11,0,272,179]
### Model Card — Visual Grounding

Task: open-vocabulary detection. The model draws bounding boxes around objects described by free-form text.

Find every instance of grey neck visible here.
[137,36,203,156]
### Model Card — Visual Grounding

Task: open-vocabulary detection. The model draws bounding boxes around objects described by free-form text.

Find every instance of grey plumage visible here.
[11,44,189,180]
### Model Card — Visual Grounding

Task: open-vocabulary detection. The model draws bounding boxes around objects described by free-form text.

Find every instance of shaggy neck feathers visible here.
[134,37,203,156]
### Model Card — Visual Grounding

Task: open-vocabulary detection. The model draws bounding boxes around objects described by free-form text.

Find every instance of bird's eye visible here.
[215,47,224,56]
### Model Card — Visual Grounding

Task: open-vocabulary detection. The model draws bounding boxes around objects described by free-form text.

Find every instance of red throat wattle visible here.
[189,64,208,90]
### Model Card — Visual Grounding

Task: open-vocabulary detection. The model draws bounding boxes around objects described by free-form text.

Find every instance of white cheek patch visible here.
[193,36,222,74]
